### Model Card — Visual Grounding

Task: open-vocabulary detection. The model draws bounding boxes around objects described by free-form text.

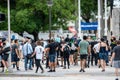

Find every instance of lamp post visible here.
[47,0,53,40]
[7,0,13,72]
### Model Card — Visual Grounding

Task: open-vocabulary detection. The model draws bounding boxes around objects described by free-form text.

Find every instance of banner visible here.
[81,22,98,30]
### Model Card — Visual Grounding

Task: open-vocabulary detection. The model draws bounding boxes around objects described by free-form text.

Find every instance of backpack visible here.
[63,45,70,53]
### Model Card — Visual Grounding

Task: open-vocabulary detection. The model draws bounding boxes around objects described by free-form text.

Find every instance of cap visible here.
[2,38,6,42]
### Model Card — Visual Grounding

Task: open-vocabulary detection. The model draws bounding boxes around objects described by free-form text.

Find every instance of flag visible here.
[68,26,77,35]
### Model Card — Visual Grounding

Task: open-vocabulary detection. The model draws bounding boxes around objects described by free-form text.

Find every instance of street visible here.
[0,60,119,80]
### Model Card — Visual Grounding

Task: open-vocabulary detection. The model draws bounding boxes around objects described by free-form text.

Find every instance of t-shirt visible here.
[47,42,59,55]
[110,42,117,50]
[113,46,120,61]
[12,44,18,54]
[35,46,44,59]
[79,40,89,55]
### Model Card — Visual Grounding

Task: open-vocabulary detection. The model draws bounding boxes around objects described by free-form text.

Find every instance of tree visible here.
[0,0,76,41]
[81,0,97,22]
[0,0,99,40]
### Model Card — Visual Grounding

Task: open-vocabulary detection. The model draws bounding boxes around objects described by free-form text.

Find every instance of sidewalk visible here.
[0,60,119,80]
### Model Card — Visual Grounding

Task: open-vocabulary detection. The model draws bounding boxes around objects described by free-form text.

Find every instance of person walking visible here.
[0,38,10,72]
[31,40,44,73]
[62,42,70,69]
[45,40,59,72]
[78,36,90,72]
[98,38,108,72]
[11,39,20,71]
[111,40,120,80]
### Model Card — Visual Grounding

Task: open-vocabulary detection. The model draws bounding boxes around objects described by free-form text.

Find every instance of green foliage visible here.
[0,0,98,39]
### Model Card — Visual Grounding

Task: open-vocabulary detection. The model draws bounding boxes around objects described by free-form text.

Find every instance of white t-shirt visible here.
[35,46,44,59]
[93,43,99,53]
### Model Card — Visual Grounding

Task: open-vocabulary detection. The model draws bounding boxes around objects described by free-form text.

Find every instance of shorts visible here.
[80,54,87,60]
[11,54,20,62]
[73,52,78,60]
[2,54,9,61]
[60,51,64,57]
[99,53,107,60]
[49,54,56,62]
[70,50,75,55]
[96,53,100,60]
[113,60,120,68]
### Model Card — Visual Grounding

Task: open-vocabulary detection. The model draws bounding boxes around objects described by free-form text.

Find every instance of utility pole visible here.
[104,0,108,37]
[97,0,101,39]
[78,0,82,39]
[7,0,13,72]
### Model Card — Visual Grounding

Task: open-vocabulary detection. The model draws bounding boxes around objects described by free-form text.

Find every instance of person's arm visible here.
[111,52,115,61]
[87,45,91,56]
[93,45,96,54]
[15,45,20,58]
[105,43,108,51]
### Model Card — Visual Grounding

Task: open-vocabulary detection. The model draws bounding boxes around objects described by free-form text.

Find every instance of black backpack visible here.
[63,45,70,53]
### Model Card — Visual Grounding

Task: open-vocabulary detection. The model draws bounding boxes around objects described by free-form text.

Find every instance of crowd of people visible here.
[0,35,120,80]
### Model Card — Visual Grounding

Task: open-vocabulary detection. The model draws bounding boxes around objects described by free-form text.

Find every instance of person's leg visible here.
[39,60,44,73]
[115,68,119,77]
[48,55,53,72]
[29,58,33,69]
[24,57,28,70]
[95,54,98,66]
[52,55,56,72]
[101,59,105,72]
[67,54,70,69]
[91,53,94,66]
[35,67,39,73]
[63,55,66,69]
[79,59,83,72]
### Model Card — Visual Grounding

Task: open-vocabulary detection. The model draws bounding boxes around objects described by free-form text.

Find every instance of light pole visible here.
[104,0,108,38]
[78,0,82,39]
[47,0,53,40]
[97,0,101,39]
[7,0,13,72]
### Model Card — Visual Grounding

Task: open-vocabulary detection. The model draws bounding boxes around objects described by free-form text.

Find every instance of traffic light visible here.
[0,13,5,21]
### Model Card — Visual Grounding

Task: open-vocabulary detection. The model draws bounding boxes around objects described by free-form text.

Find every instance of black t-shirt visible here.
[110,42,117,50]
[12,44,18,54]
[89,41,97,54]
[47,42,59,55]
[113,46,120,60]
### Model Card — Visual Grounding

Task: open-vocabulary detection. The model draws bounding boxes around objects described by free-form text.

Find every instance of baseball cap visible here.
[2,38,6,42]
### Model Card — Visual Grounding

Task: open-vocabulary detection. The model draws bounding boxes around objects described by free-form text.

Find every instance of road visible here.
[0,60,119,80]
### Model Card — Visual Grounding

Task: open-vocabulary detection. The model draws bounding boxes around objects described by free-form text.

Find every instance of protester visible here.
[93,41,101,68]
[11,39,20,71]
[0,38,10,72]
[22,37,33,71]
[62,42,70,69]
[111,40,120,80]
[31,40,44,73]
[98,38,108,72]
[45,40,59,72]
[78,36,90,72]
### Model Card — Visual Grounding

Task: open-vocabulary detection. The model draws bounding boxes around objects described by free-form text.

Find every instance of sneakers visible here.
[101,69,105,72]
[52,70,56,72]
[48,70,53,72]
[79,69,85,72]
[115,78,119,80]
[5,69,9,73]
[41,70,44,73]
[48,70,55,72]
